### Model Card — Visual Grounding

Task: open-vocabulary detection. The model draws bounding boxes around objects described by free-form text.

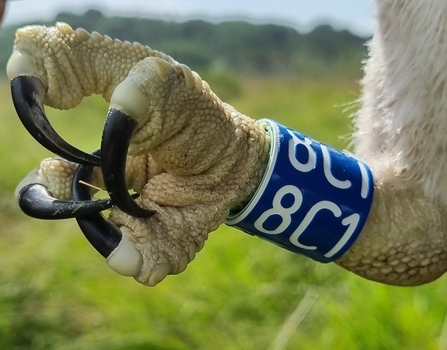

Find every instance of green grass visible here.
[0,77,446,350]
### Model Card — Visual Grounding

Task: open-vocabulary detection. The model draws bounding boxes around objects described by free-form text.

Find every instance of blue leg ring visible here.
[226,119,374,263]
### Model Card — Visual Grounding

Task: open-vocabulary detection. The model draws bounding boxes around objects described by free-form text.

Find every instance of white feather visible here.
[354,0,447,205]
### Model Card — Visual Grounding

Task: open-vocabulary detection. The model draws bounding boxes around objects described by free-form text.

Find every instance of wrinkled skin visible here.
[8,2,447,288]
[7,23,270,285]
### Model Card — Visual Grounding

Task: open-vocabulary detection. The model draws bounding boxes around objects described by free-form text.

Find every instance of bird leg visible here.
[8,23,270,285]
[9,21,447,287]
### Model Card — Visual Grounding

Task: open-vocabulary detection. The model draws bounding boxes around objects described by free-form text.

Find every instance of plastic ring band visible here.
[226,119,374,263]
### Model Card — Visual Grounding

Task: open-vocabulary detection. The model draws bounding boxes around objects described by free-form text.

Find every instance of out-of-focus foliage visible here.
[2,9,439,350]
[0,9,368,80]
[0,77,445,350]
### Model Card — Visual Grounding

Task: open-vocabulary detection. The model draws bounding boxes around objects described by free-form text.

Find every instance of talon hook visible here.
[72,155,123,258]
[11,75,100,166]
[16,168,113,220]
[101,108,156,218]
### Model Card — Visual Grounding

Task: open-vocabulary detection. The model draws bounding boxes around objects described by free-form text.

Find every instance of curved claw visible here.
[11,75,100,166]
[72,160,122,258]
[72,160,143,277]
[16,169,113,220]
[101,108,156,218]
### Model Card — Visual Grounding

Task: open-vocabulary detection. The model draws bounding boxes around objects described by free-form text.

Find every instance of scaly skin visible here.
[336,0,447,285]
[8,23,270,286]
[7,21,447,286]
[337,185,447,286]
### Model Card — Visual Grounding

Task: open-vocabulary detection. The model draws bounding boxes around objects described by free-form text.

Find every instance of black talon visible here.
[17,183,114,220]
[101,108,156,218]
[72,158,122,258]
[11,76,100,166]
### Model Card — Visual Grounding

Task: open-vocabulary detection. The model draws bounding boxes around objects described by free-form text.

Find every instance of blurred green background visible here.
[0,10,446,350]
